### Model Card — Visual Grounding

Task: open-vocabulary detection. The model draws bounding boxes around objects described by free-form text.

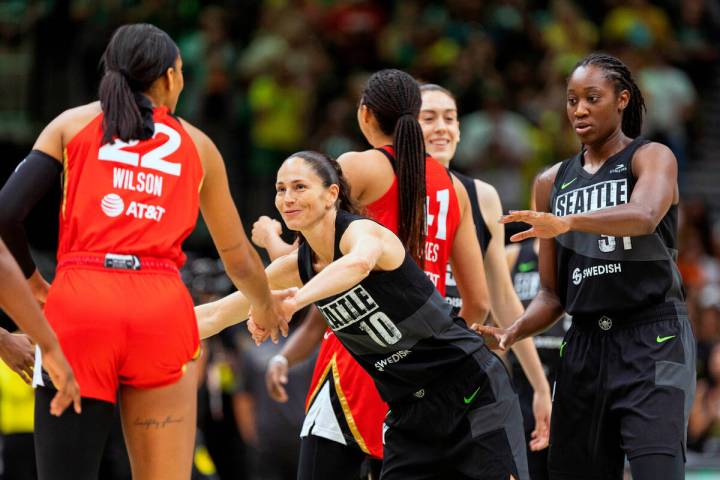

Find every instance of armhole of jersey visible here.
[174,116,206,190]
[375,146,396,171]
[64,112,103,152]
[626,137,651,191]
[297,242,312,284]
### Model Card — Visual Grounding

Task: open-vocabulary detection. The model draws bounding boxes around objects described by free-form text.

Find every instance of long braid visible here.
[573,53,646,138]
[361,69,426,264]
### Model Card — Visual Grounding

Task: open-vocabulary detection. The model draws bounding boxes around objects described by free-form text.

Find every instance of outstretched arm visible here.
[196,252,302,339]
[475,167,565,348]
[503,143,678,240]
[292,220,404,312]
[194,127,289,341]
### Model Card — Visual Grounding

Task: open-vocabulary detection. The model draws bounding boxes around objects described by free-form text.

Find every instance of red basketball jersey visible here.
[304,146,461,458]
[58,107,203,267]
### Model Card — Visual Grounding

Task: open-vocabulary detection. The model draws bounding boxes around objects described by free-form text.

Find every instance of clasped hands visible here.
[248,288,300,345]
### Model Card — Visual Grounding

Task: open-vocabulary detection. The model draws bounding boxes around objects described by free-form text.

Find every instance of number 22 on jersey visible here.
[98,123,182,176]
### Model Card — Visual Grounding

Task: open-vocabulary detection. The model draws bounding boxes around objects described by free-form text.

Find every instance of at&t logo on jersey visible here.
[572,263,622,285]
[100,193,167,222]
[101,193,124,217]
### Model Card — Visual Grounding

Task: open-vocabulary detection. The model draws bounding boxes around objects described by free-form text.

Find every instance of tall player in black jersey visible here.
[477,53,695,480]
[197,151,529,479]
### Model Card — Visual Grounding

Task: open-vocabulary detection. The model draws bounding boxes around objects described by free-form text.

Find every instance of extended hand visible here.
[0,333,35,384]
[470,323,515,352]
[248,288,298,344]
[500,210,570,242]
[42,344,82,416]
[251,216,283,249]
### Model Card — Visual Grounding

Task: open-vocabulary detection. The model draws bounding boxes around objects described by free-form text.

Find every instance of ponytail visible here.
[99,23,178,144]
[361,69,426,264]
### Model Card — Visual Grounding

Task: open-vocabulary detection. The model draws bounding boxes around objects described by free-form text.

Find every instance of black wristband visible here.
[0,150,62,277]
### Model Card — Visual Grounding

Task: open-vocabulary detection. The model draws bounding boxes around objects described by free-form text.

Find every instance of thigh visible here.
[34,386,115,480]
[297,434,366,480]
[119,359,199,480]
[458,352,528,480]
[613,316,696,461]
[548,328,624,480]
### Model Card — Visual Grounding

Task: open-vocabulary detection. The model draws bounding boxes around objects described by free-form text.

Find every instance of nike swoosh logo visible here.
[518,261,536,273]
[560,341,567,358]
[561,178,577,190]
[463,386,482,404]
[323,331,333,340]
[656,335,675,343]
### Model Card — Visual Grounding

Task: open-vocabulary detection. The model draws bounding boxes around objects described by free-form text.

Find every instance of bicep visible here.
[630,145,678,220]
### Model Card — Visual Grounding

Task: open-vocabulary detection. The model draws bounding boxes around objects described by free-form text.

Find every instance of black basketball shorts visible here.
[380,346,529,480]
[548,302,696,480]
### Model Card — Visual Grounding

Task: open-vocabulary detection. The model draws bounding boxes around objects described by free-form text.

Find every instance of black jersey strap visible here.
[0,150,62,277]
[450,170,492,254]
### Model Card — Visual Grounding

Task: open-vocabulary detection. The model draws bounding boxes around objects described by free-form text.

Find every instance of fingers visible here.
[509,229,536,243]
[529,424,549,451]
[499,210,535,224]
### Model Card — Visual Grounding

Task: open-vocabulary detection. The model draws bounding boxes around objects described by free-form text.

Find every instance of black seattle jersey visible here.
[551,137,684,316]
[444,171,492,315]
[297,210,483,402]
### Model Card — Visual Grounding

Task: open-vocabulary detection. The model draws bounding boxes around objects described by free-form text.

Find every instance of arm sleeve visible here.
[0,150,62,277]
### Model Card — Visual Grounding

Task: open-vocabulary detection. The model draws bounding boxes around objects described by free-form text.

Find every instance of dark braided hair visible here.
[571,53,646,138]
[99,24,179,144]
[361,69,426,264]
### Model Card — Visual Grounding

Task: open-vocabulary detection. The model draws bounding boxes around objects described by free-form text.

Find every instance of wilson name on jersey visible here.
[298,211,482,402]
[551,137,684,315]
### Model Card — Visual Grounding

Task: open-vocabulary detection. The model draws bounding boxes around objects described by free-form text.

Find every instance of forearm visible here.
[195,291,251,339]
[566,203,658,237]
[490,285,549,394]
[294,255,371,310]
[279,307,326,366]
[264,237,296,261]
[509,289,565,343]
[0,252,58,350]
[222,242,274,311]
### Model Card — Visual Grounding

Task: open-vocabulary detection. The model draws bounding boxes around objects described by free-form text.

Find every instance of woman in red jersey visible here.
[0,23,287,480]
[255,69,492,479]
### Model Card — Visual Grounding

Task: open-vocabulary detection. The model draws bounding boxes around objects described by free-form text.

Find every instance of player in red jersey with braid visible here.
[0,23,288,480]
[253,69,491,479]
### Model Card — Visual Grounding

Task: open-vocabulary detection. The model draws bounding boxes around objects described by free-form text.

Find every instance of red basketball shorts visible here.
[43,255,199,403]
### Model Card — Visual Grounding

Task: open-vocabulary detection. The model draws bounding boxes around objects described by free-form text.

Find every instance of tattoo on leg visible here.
[134,416,184,429]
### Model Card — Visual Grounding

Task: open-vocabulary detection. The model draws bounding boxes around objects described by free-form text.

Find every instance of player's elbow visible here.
[348,255,374,278]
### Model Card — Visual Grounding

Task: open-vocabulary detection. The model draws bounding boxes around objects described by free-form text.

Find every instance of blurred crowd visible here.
[1,0,720,478]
